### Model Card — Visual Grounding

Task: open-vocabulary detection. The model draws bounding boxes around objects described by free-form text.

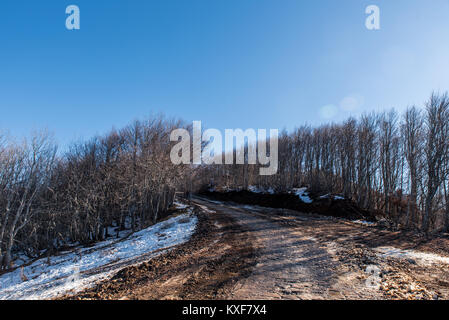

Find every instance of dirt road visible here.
[204,199,350,300]
[69,197,449,300]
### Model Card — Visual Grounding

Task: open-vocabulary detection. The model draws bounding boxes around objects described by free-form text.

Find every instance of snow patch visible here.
[0,213,197,300]
[353,220,377,227]
[247,185,275,194]
[375,246,449,266]
[196,204,216,214]
[248,185,263,193]
[174,201,189,210]
[292,188,313,204]
[319,194,344,200]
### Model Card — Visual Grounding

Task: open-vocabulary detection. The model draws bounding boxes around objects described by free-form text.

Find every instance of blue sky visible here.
[1,0,449,148]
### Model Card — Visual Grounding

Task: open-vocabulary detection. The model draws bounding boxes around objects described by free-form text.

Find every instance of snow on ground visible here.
[248,185,263,193]
[247,185,275,194]
[248,186,315,202]
[292,188,313,204]
[248,185,259,193]
[174,201,189,209]
[352,220,377,227]
[319,194,345,200]
[0,212,197,300]
[375,246,449,266]
[196,204,216,214]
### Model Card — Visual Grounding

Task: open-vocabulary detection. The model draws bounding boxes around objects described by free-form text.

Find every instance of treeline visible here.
[201,93,449,233]
[2,92,449,270]
[0,117,191,270]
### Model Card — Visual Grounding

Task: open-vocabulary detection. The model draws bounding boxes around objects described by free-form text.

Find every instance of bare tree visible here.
[0,132,56,269]
[402,106,424,228]
[422,93,449,233]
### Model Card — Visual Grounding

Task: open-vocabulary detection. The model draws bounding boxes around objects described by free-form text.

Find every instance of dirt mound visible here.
[201,190,376,221]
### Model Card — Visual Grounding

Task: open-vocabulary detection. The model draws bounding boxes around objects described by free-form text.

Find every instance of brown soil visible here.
[62,197,449,300]
[61,204,257,300]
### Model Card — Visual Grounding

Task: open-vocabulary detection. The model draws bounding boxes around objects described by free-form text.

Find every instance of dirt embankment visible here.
[201,190,376,221]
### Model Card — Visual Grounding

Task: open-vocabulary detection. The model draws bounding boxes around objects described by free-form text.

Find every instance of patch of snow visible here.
[174,201,189,210]
[319,194,344,200]
[248,185,263,193]
[0,213,197,300]
[375,246,449,266]
[242,205,255,209]
[353,220,377,227]
[247,185,274,194]
[292,188,313,204]
[196,204,216,214]
[12,253,38,269]
[220,186,241,193]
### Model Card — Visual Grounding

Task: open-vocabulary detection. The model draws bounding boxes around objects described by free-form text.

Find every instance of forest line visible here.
[1,92,449,271]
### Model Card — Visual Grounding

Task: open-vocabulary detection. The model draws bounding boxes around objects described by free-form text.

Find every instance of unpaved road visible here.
[68,197,449,300]
[208,200,347,300]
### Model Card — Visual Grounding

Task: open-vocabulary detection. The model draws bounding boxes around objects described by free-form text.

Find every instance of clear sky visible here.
[1,0,449,148]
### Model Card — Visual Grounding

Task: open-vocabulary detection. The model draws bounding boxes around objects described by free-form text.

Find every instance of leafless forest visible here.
[1,92,449,272]
[0,117,194,270]
[201,93,449,233]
